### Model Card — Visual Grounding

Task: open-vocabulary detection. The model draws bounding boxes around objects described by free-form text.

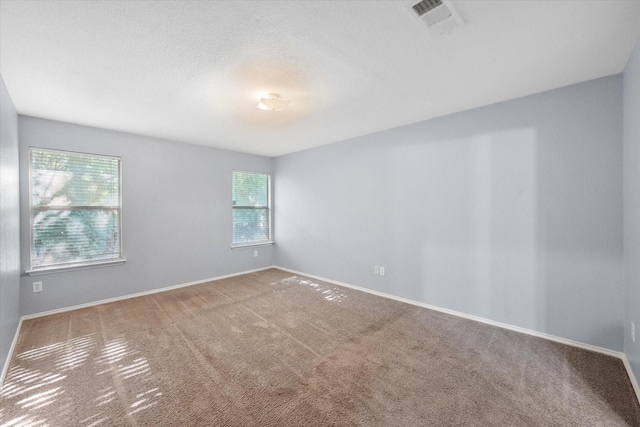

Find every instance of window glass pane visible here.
[31,150,119,208]
[32,209,121,268]
[233,208,269,243]
[29,148,122,270]
[232,171,270,245]
[232,171,267,207]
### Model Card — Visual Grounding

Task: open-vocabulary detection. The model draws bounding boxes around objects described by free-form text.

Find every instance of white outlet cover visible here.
[632,322,636,342]
[379,267,385,276]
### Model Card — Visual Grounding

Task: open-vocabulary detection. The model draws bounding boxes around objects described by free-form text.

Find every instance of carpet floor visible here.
[1,268,639,426]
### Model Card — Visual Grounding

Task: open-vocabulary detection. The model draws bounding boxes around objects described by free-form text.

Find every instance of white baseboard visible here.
[2,266,276,388]
[21,266,276,321]
[0,317,23,388]
[0,265,276,388]
[5,265,639,406]
[621,354,640,405]
[275,266,640,405]
[275,266,622,358]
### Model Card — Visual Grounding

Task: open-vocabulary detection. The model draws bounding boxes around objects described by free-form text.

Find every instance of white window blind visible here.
[232,171,271,246]
[29,148,123,271]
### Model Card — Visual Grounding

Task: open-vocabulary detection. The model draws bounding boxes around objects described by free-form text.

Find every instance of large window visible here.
[28,148,124,273]
[232,171,272,246]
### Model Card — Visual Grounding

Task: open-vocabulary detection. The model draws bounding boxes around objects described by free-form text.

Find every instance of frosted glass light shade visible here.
[257,93,290,111]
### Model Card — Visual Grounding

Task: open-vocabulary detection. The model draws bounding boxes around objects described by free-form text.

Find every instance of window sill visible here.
[231,241,275,249]
[25,258,127,276]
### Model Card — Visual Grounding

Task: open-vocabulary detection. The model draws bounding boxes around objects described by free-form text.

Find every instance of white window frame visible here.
[26,147,126,275]
[231,170,273,248]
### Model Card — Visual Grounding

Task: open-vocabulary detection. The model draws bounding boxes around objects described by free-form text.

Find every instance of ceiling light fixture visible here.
[257,93,291,112]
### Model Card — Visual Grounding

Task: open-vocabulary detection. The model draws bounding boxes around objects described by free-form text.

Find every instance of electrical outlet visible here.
[33,281,43,293]
[632,322,636,343]
[374,266,379,275]
[253,250,258,258]
[379,267,385,276]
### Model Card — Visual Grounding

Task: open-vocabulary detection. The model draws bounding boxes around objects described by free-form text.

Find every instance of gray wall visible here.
[275,75,624,351]
[18,117,275,315]
[0,74,21,371]
[624,38,640,383]
[5,68,632,365]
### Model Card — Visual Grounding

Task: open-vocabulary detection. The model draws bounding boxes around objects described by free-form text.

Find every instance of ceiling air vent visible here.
[411,0,464,36]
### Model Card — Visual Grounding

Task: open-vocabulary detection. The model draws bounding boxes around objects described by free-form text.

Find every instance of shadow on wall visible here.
[401,123,621,348]
[395,129,540,330]
[275,77,623,351]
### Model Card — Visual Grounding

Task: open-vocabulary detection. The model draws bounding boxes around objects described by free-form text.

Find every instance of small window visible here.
[28,148,124,273]
[232,171,272,246]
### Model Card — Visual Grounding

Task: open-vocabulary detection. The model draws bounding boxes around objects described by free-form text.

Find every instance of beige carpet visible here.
[1,268,639,426]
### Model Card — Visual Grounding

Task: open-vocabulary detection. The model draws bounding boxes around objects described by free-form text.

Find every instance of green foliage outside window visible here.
[30,149,122,269]
[232,171,270,245]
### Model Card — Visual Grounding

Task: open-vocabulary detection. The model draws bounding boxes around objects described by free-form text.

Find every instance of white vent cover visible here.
[411,0,464,36]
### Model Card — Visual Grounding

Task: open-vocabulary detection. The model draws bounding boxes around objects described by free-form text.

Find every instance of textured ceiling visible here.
[1,1,640,157]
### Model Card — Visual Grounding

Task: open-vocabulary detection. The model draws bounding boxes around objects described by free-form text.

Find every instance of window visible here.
[232,171,272,246]
[28,148,124,273]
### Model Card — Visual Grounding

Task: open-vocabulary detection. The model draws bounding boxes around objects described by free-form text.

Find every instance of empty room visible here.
[1,0,640,425]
